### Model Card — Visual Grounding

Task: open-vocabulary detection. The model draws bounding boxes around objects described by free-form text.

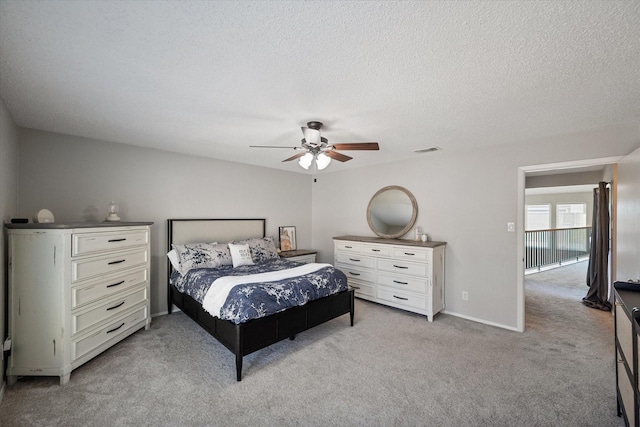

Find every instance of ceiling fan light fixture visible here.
[303,127,321,146]
[316,152,331,170]
[298,152,313,169]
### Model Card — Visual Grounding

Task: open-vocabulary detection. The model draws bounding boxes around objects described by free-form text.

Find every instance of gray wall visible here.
[617,146,640,283]
[311,124,640,330]
[1,98,19,391]
[7,121,640,331]
[16,129,313,315]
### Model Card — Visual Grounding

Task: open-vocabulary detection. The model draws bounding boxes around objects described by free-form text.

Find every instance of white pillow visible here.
[167,249,182,273]
[228,243,254,268]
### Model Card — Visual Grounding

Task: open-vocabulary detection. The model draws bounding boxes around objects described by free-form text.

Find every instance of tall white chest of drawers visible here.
[334,236,446,321]
[5,222,153,385]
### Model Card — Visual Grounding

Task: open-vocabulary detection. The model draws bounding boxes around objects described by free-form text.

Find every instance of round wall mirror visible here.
[366,185,418,239]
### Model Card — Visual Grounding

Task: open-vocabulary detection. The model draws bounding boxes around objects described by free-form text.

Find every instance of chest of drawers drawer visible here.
[347,280,375,298]
[378,258,428,277]
[336,253,375,269]
[392,247,429,262]
[72,285,148,335]
[71,266,148,309]
[335,242,362,253]
[71,247,149,283]
[72,305,148,361]
[362,244,391,257]
[72,229,149,256]
[336,263,377,283]
[377,288,427,310]
[378,273,427,293]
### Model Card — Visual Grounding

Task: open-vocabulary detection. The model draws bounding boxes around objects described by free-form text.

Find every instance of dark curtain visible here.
[583,182,611,310]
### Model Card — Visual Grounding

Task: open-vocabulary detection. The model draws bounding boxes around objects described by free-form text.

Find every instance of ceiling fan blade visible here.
[326,151,353,162]
[331,142,379,151]
[249,145,299,149]
[282,152,306,162]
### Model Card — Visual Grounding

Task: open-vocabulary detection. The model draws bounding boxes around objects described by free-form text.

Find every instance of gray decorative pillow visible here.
[236,237,279,263]
[171,242,219,273]
[210,243,233,267]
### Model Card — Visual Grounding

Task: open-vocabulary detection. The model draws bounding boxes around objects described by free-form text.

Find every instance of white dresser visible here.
[334,235,446,321]
[614,285,640,426]
[6,222,153,385]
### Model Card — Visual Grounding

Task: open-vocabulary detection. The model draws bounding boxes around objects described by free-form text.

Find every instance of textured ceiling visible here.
[1,1,639,173]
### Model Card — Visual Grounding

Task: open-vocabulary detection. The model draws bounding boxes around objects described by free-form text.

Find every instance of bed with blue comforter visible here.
[167,218,355,381]
[171,258,348,324]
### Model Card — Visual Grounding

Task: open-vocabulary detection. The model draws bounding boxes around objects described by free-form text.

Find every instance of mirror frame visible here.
[366,185,418,239]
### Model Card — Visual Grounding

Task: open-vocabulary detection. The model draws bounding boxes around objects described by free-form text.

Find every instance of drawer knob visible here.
[349,272,361,276]
[108,238,127,243]
[108,259,126,265]
[107,280,125,288]
[393,295,409,301]
[404,252,415,256]
[106,301,125,311]
[106,322,125,334]
[393,265,409,269]
[350,285,361,290]
[371,249,380,252]
[393,280,408,285]
[349,258,361,262]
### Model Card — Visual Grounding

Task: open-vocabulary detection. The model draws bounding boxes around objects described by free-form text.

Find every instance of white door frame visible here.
[516,156,622,332]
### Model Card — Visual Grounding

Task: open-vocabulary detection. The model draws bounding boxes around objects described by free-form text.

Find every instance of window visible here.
[525,204,550,231]
[556,203,587,228]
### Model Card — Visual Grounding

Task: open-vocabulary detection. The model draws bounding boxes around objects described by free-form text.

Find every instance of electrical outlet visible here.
[507,222,515,232]
[462,291,469,301]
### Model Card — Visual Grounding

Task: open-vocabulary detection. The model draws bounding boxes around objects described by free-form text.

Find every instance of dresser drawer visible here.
[72,229,149,256]
[72,305,148,362]
[71,267,148,309]
[72,286,148,335]
[335,242,361,253]
[336,253,375,269]
[362,244,391,257]
[71,248,149,283]
[378,273,427,294]
[392,247,430,262]
[618,354,635,427]
[378,258,428,277]
[616,303,633,368]
[348,280,375,298]
[336,264,376,283]
[377,288,427,310]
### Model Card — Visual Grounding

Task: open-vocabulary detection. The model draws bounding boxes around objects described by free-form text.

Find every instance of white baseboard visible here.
[442,310,522,332]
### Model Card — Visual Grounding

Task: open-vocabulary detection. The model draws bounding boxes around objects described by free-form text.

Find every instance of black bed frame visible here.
[167,219,355,381]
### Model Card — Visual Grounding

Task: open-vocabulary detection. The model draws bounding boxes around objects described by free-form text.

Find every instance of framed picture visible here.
[279,226,296,251]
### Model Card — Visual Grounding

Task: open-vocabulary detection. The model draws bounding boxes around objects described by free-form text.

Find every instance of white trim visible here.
[517,169,525,332]
[442,310,521,332]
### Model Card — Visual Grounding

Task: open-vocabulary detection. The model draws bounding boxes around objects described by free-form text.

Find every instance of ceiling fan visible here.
[250,121,379,170]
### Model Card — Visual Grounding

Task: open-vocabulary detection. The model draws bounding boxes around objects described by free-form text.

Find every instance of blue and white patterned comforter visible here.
[171,258,348,324]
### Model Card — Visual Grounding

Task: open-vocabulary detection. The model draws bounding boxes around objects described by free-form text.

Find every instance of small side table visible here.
[280,249,317,264]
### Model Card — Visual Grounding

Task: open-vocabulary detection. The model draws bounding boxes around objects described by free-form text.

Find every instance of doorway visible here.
[516,156,621,332]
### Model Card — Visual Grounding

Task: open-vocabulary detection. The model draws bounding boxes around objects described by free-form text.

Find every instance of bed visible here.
[167,218,354,381]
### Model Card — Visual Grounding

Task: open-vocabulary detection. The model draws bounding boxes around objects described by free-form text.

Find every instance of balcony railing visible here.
[525,226,591,271]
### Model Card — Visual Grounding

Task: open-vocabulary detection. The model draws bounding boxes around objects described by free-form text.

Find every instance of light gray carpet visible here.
[1,262,623,426]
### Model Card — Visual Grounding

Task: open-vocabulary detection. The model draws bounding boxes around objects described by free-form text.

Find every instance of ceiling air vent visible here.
[414,147,441,153]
